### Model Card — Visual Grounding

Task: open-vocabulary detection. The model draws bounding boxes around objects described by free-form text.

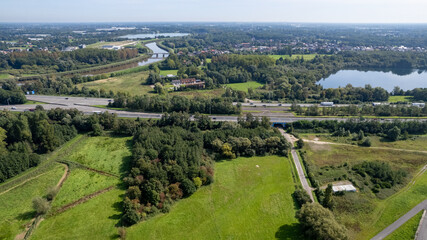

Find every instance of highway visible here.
[1,95,426,123]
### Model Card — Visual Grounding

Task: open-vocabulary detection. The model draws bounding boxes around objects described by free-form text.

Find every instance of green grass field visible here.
[77,72,153,96]
[31,188,125,240]
[52,169,119,210]
[159,69,178,76]
[127,155,302,240]
[225,81,263,92]
[384,211,423,240]
[269,54,324,61]
[388,95,413,103]
[66,135,132,175]
[0,73,13,79]
[0,164,65,240]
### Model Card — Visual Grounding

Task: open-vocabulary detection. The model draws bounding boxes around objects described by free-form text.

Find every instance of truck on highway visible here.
[320,102,334,106]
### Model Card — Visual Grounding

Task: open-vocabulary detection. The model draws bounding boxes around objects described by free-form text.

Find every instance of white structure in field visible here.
[332,184,357,193]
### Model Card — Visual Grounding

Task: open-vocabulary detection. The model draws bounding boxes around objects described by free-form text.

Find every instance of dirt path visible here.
[303,139,427,154]
[14,164,69,240]
[0,172,49,196]
[52,186,115,215]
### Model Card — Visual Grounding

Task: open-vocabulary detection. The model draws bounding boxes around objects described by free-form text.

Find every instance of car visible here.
[212,117,217,120]
[250,102,254,105]
[262,105,267,107]
[65,98,69,100]
[278,104,282,106]
[11,106,17,110]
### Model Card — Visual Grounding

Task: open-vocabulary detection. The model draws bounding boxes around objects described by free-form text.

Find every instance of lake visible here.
[119,33,189,39]
[319,69,427,92]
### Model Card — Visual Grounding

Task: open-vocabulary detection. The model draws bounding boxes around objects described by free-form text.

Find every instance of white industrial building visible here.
[332,184,357,193]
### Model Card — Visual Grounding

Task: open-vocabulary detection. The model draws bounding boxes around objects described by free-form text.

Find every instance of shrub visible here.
[32,197,50,215]
[180,178,196,197]
[118,227,126,240]
[46,186,59,201]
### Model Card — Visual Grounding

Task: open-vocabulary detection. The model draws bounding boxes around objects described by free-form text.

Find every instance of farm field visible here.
[77,72,153,96]
[384,211,423,240]
[126,155,302,240]
[302,139,427,239]
[225,81,263,92]
[0,164,65,240]
[269,54,325,61]
[0,73,13,79]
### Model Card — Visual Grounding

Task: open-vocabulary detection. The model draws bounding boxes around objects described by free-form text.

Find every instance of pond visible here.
[119,33,189,39]
[319,69,427,92]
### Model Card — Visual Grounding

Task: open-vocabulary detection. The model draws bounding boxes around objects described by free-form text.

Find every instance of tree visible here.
[46,186,59,201]
[293,188,312,207]
[322,184,334,209]
[360,137,372,147]
[296,139,304,149]
[387,126,401,141]
[154,82,165,95]
[180,179,196,197]
[91,123,104,136]
[32,197,50,215]
[0,127,6,154]
[296,203,348,240]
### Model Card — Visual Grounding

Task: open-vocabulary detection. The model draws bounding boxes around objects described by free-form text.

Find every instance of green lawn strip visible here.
[225,81,263,92]
[51,168,119,210]
[127,155,302,240]
[31,188,125,240]
[384,210,423,240]
[0,73,13,79]
[66,136,132,176]
[0,164,65,240]
[23,101,46,105]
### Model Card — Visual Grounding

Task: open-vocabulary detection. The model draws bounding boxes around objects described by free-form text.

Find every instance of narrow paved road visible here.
[371,199,427,240]
[416,210,427,240]
[279,129,314,202]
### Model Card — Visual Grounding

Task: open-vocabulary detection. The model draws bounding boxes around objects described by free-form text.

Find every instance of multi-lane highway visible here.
[1,95,426,123]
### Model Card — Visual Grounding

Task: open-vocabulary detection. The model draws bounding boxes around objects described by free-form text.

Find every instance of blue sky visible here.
[1,0,427,23]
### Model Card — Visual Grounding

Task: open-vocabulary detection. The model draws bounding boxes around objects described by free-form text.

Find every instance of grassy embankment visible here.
[301,137,427,239]
[384,211,423,240]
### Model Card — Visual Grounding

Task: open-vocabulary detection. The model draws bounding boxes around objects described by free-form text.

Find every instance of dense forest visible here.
[121,112,290,225]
